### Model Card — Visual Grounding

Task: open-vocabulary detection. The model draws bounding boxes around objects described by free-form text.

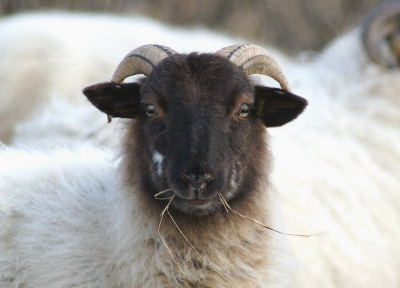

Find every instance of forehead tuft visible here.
[145,52,253,103]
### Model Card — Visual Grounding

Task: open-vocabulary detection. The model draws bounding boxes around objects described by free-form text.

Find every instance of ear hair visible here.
[82,82,142,119]
[254,86,308,127]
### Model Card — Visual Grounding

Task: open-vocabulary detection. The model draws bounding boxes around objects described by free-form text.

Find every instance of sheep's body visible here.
[271,28,400,287]
[0,145,293,288]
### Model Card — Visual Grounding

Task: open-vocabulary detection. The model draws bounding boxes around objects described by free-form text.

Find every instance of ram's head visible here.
[83,44,307,215]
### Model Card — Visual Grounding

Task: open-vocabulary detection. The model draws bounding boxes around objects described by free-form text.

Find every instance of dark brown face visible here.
[83,52,307,216]
[137,53,264,215]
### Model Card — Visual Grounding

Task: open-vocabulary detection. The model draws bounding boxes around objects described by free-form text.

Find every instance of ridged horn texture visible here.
[111,44,177,83]
[362,1,400,67]
[215,44,291,91]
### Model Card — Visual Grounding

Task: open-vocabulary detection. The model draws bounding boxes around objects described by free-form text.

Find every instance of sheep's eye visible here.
[146,105,159,118]
[236,104,250,118]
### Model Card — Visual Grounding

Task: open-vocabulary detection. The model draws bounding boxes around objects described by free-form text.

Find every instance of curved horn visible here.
[215,44,290,91]
[362,1,400,68]
[111,44,177,83]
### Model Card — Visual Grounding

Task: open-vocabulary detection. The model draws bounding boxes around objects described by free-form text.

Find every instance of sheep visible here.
[2,5,400,287]
[0,43,307,287]
[268,2,400,287]
[0,11,289,149]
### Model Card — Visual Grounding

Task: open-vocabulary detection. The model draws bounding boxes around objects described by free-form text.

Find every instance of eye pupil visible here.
[146,105,159,118]
[237,104,250,118]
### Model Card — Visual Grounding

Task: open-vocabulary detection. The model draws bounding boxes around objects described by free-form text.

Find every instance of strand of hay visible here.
[218,193,321,238]
[154,188,172,200]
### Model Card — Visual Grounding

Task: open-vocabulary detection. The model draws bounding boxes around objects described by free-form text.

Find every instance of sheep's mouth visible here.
[182,199,211,206]
[155,188,222,215]
[172,195,221,215]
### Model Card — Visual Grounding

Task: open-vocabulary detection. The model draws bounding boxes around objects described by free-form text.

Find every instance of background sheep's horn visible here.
[215,44,290,91]
[362,1,400,68]
[111,44,177,83]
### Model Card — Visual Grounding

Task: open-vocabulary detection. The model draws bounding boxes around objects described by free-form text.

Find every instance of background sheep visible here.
[271,1,400,287]
[0,44,307,287]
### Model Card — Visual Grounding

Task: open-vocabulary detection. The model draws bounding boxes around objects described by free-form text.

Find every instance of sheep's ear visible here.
[82,82,142,119]
[254,86,308,127]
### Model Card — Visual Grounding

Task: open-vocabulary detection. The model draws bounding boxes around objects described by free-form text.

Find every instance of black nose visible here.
[181,172,214,198]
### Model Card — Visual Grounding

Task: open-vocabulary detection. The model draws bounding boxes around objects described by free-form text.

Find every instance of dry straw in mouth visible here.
[154,190,322,287]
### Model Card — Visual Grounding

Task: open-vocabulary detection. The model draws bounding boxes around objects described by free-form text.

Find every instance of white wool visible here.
[268,28,400,288]
[0,146,118,287]
[12,95,125,149]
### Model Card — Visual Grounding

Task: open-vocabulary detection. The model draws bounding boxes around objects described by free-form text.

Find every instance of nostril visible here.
[203,173,214,183]
[181,173,193,185]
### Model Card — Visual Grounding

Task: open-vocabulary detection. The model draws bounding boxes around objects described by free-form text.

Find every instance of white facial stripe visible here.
[152,152,164,176]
